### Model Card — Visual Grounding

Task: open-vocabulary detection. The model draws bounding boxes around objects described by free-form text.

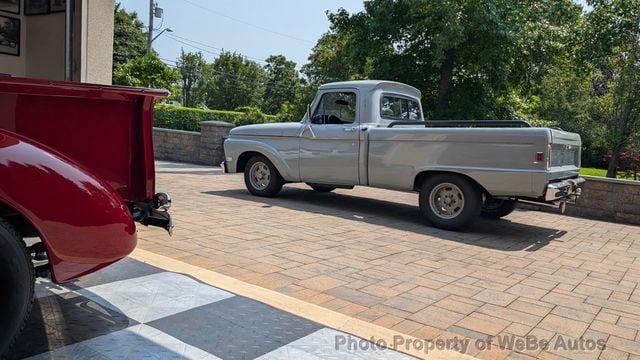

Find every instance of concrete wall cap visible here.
[200,120,235,127]
[153,127,201,136]
[582,175,640,186]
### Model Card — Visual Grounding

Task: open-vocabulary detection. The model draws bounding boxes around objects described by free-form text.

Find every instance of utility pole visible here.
[146,0,154,55]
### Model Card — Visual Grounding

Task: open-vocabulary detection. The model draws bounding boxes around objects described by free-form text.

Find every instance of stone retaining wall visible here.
[519,176,640,225]
[153,128,201,164]
[153,121,234,166]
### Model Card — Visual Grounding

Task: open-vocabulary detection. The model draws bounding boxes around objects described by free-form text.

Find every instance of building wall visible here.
[0,0,113,84]
[26,13,65,80]
[82,0,113,84]
[0,7,26,76]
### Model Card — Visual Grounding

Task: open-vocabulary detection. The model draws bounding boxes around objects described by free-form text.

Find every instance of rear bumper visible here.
[129,192,173,235]
[545,177,586,202]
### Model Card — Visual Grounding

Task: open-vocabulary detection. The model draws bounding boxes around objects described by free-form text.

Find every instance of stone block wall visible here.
[199,121,234,165]
[152,120,234,166]
[519,176,640,226]
[152,128,201,164]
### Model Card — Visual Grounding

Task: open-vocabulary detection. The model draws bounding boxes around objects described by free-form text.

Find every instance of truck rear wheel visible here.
[481,199,517,219]
[419,174,482,230]
[0,220,34,357]
[244,155,284,197]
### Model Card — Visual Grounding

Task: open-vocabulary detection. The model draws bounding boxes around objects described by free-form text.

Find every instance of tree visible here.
[176,50,207,108]
[205,52,267,110]
[113,3,147,73]
[113,52,179,90]
[304,0,582,120]
[582,0,640,177]
[262,55,301,115]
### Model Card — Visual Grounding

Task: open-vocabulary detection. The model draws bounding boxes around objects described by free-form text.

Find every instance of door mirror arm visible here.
[299,103,316,138]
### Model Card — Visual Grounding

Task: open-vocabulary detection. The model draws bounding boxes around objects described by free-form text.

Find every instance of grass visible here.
[580,167,638,181]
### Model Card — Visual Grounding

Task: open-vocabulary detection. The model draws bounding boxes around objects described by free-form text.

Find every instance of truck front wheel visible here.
[419,174,482,230]
[0,220,34,357]
[244,155,284,197]
[481,199,517,219]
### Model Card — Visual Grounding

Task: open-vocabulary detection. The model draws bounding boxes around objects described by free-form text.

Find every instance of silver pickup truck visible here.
[223,80,585,230]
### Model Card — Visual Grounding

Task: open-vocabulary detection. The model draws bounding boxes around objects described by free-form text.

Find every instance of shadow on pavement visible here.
[203,187,567,252]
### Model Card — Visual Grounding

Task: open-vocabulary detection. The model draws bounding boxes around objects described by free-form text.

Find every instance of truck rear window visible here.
[381,95,421,121]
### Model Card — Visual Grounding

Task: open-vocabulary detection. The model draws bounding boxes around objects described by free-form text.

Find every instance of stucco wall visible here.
[519,176,640,225]
[0,0,113,84]
[83,0,114,84]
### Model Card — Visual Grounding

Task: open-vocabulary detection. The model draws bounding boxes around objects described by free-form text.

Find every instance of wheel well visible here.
[0,203,40,239]
[0,202,51,278]
[413,171,487,194]
[236,151,262,173]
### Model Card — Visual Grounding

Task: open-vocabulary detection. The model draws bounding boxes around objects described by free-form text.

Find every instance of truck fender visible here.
[225,138,299,181]
[0,130,136,283]
[412,166,491,193]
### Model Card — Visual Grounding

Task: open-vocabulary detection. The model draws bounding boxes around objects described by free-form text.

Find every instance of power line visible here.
[161,32,304,73]
[180,0,314,45]
[160,57,300,92]
[164,33,275,66]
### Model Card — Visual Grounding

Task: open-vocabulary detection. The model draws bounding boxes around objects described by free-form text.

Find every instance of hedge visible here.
[154,104,277,132]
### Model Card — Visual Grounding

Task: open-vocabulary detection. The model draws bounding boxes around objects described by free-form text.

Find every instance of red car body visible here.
[0,77,170,283]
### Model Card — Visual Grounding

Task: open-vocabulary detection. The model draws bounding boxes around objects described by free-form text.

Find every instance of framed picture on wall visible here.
[25,0,50,15]
[0,15,19,56]
[0,0,20,15]
[50,0,66,13]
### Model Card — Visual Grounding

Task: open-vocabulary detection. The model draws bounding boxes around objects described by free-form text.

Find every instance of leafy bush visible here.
[154,104,277,132]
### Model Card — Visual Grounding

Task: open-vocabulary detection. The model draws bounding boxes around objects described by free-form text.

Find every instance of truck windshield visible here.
[381,95,421,121]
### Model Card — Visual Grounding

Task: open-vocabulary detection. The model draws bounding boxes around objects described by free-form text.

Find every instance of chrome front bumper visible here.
[545,177,586,202]
[221,161,228,173]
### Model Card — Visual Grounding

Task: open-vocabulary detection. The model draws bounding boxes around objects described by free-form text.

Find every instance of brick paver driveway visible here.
[139,162,640,359]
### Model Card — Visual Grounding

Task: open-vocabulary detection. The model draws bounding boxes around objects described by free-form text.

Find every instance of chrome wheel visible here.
[429,182,465,219]
[249,162,271,191]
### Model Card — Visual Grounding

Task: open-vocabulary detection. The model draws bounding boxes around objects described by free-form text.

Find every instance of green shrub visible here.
[154,104,277,131]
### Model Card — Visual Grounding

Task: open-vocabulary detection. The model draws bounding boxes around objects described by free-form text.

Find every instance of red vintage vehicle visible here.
[0,77,172,355]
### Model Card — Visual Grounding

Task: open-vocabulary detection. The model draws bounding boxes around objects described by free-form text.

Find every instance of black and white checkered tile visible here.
[8,259,413,360]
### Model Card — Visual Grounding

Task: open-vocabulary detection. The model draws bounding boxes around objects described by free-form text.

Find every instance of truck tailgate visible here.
[0,77,167,202]
[549,128,581,180]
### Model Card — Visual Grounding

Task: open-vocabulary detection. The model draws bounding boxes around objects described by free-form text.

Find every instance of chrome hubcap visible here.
[429,182,465,219]
[249,162,271,190]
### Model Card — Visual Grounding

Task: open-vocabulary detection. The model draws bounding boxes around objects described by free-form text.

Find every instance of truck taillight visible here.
[536,152,544,162]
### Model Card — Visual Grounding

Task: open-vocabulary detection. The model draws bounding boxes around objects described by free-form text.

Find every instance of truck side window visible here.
[312,92,357,125]
[381,95,421,121]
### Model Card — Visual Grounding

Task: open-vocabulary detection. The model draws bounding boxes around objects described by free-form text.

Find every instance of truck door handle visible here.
[344,127,357,132]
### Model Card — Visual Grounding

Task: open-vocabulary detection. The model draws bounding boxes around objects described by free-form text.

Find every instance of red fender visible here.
[0,130,136,283]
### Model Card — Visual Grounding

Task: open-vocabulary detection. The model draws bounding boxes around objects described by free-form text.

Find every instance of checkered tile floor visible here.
[8,259,413,360]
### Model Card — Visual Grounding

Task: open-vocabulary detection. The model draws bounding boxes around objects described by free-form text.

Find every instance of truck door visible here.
[299,90,360,185]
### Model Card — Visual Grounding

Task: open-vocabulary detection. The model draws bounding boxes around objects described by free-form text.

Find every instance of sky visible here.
[118,0,591,71]
[118,0,364,70]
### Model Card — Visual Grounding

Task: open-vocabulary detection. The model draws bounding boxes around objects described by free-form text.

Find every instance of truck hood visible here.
[229,122,302,137]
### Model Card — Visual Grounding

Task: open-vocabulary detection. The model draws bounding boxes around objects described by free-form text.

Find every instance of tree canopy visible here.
[112,0,640,177]
[113,3,147,72]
